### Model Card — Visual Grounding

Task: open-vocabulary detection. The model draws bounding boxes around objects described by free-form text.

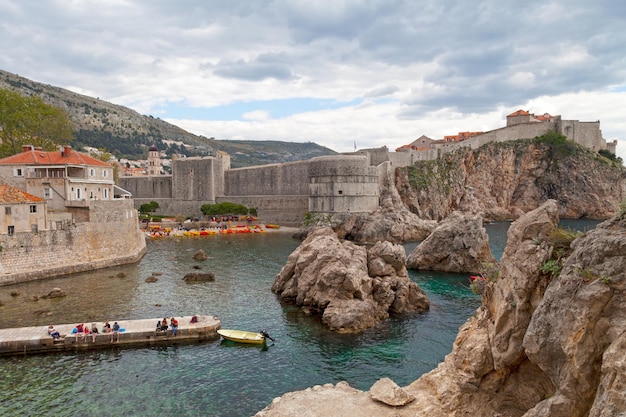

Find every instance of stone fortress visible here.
[118,110,618,226]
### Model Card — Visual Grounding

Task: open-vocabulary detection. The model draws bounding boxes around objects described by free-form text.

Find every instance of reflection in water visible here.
[0,220,598,416]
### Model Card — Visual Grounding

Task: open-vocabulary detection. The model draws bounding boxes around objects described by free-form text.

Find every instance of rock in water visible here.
[272,227,429,333]
[183,272,215,282]
[406,211,496,274]
[192,250,208,261]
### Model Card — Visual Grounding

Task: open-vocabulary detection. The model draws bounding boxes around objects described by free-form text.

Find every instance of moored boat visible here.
[217,329,273,345]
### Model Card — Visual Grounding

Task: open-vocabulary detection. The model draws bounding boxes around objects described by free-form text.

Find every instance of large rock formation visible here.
[406,211,496,274]
[256,199,626,416]
[396,141,626,221]
[272,227,429,333]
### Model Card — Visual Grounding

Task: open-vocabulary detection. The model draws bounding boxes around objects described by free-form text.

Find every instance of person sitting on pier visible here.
[82,325,91,342]
[156,320,162,333]
[75,323,86,341]
[160,318,169,333]
[90,323,99,342]
[170,317,179,336]
[48,325,61,340]
[104,322,111,334]
[111,322,120,342]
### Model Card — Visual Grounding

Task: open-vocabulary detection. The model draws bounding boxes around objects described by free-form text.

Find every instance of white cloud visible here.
[0,0,624,163]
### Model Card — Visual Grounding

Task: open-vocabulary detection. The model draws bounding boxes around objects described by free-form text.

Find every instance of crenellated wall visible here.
[0,199,146,286]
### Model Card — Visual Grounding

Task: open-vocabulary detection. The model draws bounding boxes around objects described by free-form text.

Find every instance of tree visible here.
[0,88,74,157]
[139,201,160,215]
[200,202,249,216]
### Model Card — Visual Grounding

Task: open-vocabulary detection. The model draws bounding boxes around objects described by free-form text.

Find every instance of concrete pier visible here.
[0,314,221,356]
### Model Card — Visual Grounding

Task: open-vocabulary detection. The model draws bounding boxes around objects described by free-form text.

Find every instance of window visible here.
[44,188,51,199]
[31,224,38,233]
[14,168,23,177]
[103,170,109,178]
[103,188,109,199]
[8,226,14,236]
[5,207,11,215]
[30,205,37,213]
[89,168,95,177]
[76,188,82,200]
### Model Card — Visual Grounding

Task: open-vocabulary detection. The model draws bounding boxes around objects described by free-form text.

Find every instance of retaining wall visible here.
[0,199,146,286]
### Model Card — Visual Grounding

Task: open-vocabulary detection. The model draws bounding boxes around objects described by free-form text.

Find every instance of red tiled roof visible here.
[0,184,45,203]
[0,147,111,167]
[507,109,530,117]
[535,113,553,121]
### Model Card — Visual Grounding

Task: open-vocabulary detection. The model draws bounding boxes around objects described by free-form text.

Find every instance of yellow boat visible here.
[217,329,273,345]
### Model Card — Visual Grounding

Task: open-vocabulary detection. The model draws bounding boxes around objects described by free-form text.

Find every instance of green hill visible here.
[0,69,336,167]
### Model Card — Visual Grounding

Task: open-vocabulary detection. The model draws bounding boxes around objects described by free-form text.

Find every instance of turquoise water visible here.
[0,220,600,416]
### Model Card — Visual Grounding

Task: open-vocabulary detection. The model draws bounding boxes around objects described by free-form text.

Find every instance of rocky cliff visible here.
[396,138,626,221]
[256,200,626,416]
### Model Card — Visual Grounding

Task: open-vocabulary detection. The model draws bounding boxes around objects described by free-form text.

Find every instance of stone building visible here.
[398,110,618,157]
[0,145,146,285]
[0,184,47,235]
[0,145,115,220]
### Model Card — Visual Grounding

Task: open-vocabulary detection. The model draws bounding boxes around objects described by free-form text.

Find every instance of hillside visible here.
[0,69,336,167]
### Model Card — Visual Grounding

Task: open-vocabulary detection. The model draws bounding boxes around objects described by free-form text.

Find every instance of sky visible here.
[1,0,625,161]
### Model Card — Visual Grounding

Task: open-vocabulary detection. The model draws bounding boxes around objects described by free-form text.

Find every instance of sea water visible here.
[0,219,602,416]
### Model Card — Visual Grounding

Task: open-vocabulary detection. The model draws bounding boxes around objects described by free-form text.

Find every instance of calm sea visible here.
[0,219,602,416]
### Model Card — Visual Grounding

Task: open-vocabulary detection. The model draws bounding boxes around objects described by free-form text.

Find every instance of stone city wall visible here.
[224,160,310,196]
[559,120,604,151]
[118,176,173,200]
[0,199,146,286]
[172,157,225,202]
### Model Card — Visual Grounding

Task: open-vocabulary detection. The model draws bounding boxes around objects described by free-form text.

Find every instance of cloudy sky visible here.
[1,0,625,161]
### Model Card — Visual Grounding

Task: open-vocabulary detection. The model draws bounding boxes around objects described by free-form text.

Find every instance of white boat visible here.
[217,329,272,345]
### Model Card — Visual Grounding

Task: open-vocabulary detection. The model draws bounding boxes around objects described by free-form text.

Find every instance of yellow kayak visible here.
[217,329,273,345]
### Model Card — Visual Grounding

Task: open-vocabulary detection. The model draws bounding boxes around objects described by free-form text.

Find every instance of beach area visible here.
[143,219,300,239]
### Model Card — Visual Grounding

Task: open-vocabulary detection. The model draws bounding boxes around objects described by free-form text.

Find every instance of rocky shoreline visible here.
[255,200,626,416]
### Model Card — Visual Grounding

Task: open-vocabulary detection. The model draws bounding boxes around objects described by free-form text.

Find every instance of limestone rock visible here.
[406,211,496,274]
[396,143,626,221]
[43,287,66,299]
[255,201,626,416]
[369,377,415,406]
[272,227,429,333]
[183,272,215,282]
[192,250,208,261]
[522,213,626,416]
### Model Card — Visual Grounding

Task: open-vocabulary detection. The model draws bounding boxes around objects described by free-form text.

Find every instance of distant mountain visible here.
[0,69,336,167]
